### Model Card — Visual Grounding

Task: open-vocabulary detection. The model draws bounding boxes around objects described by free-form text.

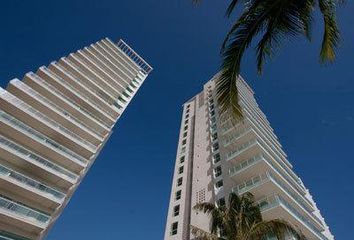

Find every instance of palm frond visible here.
[190,225,220,240]
[194,202,217,214]
[247,219,307,240]
[318,0,340,62]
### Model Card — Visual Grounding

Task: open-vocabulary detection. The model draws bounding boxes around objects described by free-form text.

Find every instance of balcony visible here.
[0,163,65,206]
[89,44,132,85]
[258,195,328,240]
[94,41,137,79]
[0,110,87,173]
[102,39,141,74]
[48,62,119,119]
[7,79,103,146]
[23,72,111,135]
[0,195,50,232]
[232,172,321,230]
[82,47,129,89]
[0,90,97,159]
[229,154,306,198]
[225,137,301,191]
[0,135,78,188]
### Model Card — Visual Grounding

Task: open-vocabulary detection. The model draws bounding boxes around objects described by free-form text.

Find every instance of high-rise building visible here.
[164,74,333,240]
[0,38,152,240]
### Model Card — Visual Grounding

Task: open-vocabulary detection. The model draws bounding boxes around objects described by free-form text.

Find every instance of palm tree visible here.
[191,192,306,240]
[194,0,341,121]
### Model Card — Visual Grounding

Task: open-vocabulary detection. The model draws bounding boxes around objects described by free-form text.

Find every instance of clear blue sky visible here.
[0,1,353,239]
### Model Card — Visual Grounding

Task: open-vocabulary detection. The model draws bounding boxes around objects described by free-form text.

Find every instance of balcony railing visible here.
[0,230,31,240]
[0,136,78,181]
[0,164,65,200]
[229,154,306,201]
[117,40,153,74]
[0,195,50,225]
[225,138,301,190]
[258,195,327,240]
[28,72,111,129]
[233,172,320,225]
[0,110,87,165]
[4,90,97,153]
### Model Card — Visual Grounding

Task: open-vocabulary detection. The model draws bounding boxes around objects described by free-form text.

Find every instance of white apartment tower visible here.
[164,74,333,240]
[0,38,152,240]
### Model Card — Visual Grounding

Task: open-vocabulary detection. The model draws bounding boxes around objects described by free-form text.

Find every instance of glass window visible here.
[178,166,184,174]
[177,177,183,186]
[215,180,223,188]
[171,222,178,235]
[211,132,218,141]
[212,142,219,152]
[214,166,222,178]
[182,139,187,146]
[184,125,188,131]
[175,190,182,200]
[183,132,187,138]
[180,156,185,164]
[185,119,189,124]
[213,153,221,163]
[173,205,180,216]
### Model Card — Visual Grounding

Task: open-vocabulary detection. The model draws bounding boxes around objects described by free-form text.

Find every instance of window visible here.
[171,222,178,235]
[180,156,185,164]
[212,142,219,152]
[186,104,190,109]
[214,166,222,178]
[186,109,190,113]
[211,132,218,141]
[215,180,223,188]
[210,116,216,124]
[182,139,187,146]
[175,190,182,200]
[180,146,186,154]
[185,114,189,118]
[178,166,184,174]
[213,153,221,163]
[184,125,188,131]
[210,110,215,116]
[173,205,180,216]
[183,132,187,138]
[217,198,226,207]
[185,119,189,124]
[177,177,183,186]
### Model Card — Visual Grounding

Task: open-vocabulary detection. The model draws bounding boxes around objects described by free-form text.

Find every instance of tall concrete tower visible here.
[164,74,333,240]
[0,38,152,239]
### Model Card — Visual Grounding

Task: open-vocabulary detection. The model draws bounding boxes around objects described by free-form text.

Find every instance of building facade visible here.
[164,74,333,240]
[0,38,152,240]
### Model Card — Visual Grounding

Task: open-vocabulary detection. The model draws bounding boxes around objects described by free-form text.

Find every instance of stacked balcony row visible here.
[0,38,150,239]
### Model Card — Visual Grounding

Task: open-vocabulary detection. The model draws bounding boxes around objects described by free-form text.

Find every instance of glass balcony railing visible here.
[4,88,97,152]
[226,139,258,161]
[0,110,87,165]
[233,172,319,225]
[229,154,306,200]
[0,230,31,240]
[258,195,327,240]
[223,127,252,146]
[0,195,50,225]
[0,164,65,200]
[0,136,78,181]
[225,138,301,190]
[17,80,102,140]
[28,72,111,129]
[59,60,115,107]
